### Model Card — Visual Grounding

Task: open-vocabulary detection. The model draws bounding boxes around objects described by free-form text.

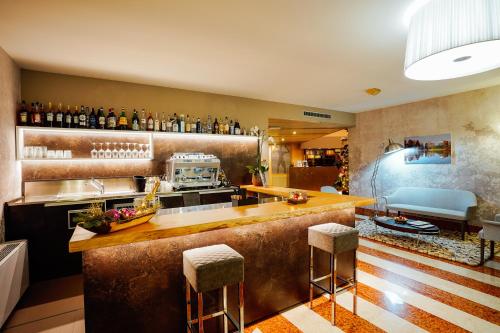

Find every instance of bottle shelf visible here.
[20,158,153,162]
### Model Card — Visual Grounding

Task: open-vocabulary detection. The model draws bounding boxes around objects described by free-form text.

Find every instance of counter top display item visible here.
[75,181,161,234]
[287,191,308,204]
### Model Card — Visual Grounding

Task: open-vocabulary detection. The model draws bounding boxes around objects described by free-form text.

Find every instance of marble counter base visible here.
[82,207,355,333]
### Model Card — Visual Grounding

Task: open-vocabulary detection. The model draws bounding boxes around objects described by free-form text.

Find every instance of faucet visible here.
[87,178,105,195]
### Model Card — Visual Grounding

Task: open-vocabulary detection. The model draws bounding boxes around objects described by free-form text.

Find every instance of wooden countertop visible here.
[68,186,373,253]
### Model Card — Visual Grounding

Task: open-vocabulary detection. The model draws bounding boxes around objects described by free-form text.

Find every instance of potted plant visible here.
[246,127,269,186]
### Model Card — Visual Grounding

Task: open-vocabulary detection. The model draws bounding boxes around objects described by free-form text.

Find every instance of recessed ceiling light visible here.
[404,0,500,81]
[365,88,381,96]
[292,131,297,135]
[281,138,285,142]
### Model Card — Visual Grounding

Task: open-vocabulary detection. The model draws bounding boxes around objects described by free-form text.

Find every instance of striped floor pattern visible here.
[245,238,500,333]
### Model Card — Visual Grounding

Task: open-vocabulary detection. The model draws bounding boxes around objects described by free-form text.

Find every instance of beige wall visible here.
[0,47,21,241]
[301,135,344,149]
[350,85,500,225]
[21,70,355,130]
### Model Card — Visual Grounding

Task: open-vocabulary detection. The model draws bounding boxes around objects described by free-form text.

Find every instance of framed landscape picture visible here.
[404,134,451,164]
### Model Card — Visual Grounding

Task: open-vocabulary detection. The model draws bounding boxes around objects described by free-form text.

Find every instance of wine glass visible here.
[144,144,151,159]
[132,143,139,159]
[112,142,119,158]
[105,142,112,158]
[119,143,125,159]
[138,143,144,158]
[91,143,98,159]
[98,143,105,159]
[125,142,132,159]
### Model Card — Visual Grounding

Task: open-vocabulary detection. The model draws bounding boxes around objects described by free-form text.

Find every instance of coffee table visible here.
[373,216,440,245]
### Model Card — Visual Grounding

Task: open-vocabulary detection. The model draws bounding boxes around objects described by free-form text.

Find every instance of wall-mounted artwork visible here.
[271,144,290,173]
[404,134,451,164]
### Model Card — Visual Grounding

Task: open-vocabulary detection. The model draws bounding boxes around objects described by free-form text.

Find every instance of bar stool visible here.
[183,244,244,333]
[308,223,358,325]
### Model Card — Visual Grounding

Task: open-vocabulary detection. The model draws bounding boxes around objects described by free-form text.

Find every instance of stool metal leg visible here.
[309,245,314,308]
[353,251,357,315]
[223,286,228,333]
[186,279,191,333]
[198,292,204,333]
[239,282,245,332]
[332,254,337,326]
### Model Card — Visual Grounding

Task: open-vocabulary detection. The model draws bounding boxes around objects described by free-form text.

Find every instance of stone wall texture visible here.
[350,85,500,225]
[0,47,21,241]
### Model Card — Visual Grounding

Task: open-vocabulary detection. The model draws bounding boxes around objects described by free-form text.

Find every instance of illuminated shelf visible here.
[20,158,153,162]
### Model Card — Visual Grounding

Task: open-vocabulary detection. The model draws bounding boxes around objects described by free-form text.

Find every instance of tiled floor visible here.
[2,238,499,333]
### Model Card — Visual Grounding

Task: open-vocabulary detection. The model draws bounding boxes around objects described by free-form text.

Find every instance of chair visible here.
[479,214,500,264]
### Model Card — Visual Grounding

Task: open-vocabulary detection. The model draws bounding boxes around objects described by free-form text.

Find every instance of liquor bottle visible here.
[45,102,54,127]
[161,112,167,132]
[55,103,64,127]
[213,117,219,134]
[207,115,212,133]
[191,117,196,133]
[106,108,117,130]
[79,105,87,128]
[27,103,34,126]
[147,111,154,131]
[40,103,47,127]
[97,107,106,129]
[85,107,91,128]
[196,117,201,133]
[64,105,72,128]
[179,114,185,133]
[154,112,160,132]
[166,114,172,132]
[185,115,191,133]
[18,100,28,126]
[229,119,234,135]
[224,116,229,134]
[89,108,97,129]
[32,102,42,126]
[234,119,241,135]
[131,109,140,130]
[140,109,147,131]
[118,108,128,130]
[73,106,80,128]
[172,113,179,132]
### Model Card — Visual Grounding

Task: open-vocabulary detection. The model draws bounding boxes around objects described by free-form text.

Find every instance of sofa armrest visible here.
[495,214,500,222]
[481,219,500,241]
[465,205,477,220]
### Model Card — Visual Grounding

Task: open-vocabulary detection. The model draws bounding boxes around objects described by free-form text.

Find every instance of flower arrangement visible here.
[76,181,161,234]
[246,127,269,186]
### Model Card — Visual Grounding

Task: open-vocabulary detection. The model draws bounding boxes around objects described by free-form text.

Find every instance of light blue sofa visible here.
[382,187,477,240]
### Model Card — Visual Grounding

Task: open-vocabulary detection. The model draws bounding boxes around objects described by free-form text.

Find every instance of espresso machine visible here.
[165,153,221,190]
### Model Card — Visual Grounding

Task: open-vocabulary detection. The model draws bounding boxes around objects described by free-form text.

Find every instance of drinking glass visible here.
[125,143,132,159]
[131,143,139,159]
[91,143,98,159]
[105,142,112,159]
[117,143,125,158]
[112,142,119,158]
[138,143,144,158]
[98,143,105,159]
[144,144,151,158]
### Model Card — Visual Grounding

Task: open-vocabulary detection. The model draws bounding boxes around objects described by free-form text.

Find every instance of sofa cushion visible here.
[385,187,476,212]
[386,204,467,220]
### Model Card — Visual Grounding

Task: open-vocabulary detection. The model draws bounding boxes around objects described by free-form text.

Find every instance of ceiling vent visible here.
[303,111,332,119]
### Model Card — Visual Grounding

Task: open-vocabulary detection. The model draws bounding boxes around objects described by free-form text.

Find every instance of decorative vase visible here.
[252,174,263,186]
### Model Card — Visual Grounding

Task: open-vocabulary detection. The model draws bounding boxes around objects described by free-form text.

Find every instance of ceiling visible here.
[1,0,500,113]
[268,118,345,143]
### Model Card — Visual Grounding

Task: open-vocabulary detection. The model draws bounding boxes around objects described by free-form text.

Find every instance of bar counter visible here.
[69,186,373,332]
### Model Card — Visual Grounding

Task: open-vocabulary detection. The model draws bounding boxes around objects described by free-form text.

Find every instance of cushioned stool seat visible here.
[308,223,359,254]
[183,244,244,293]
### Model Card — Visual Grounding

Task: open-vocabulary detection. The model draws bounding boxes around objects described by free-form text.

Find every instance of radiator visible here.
[0,240,29,327]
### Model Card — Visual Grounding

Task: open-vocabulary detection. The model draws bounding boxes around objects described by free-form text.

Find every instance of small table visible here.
[373,217,440,245]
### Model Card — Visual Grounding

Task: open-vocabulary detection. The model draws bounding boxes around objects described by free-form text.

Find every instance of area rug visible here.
[355,218,499,266]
